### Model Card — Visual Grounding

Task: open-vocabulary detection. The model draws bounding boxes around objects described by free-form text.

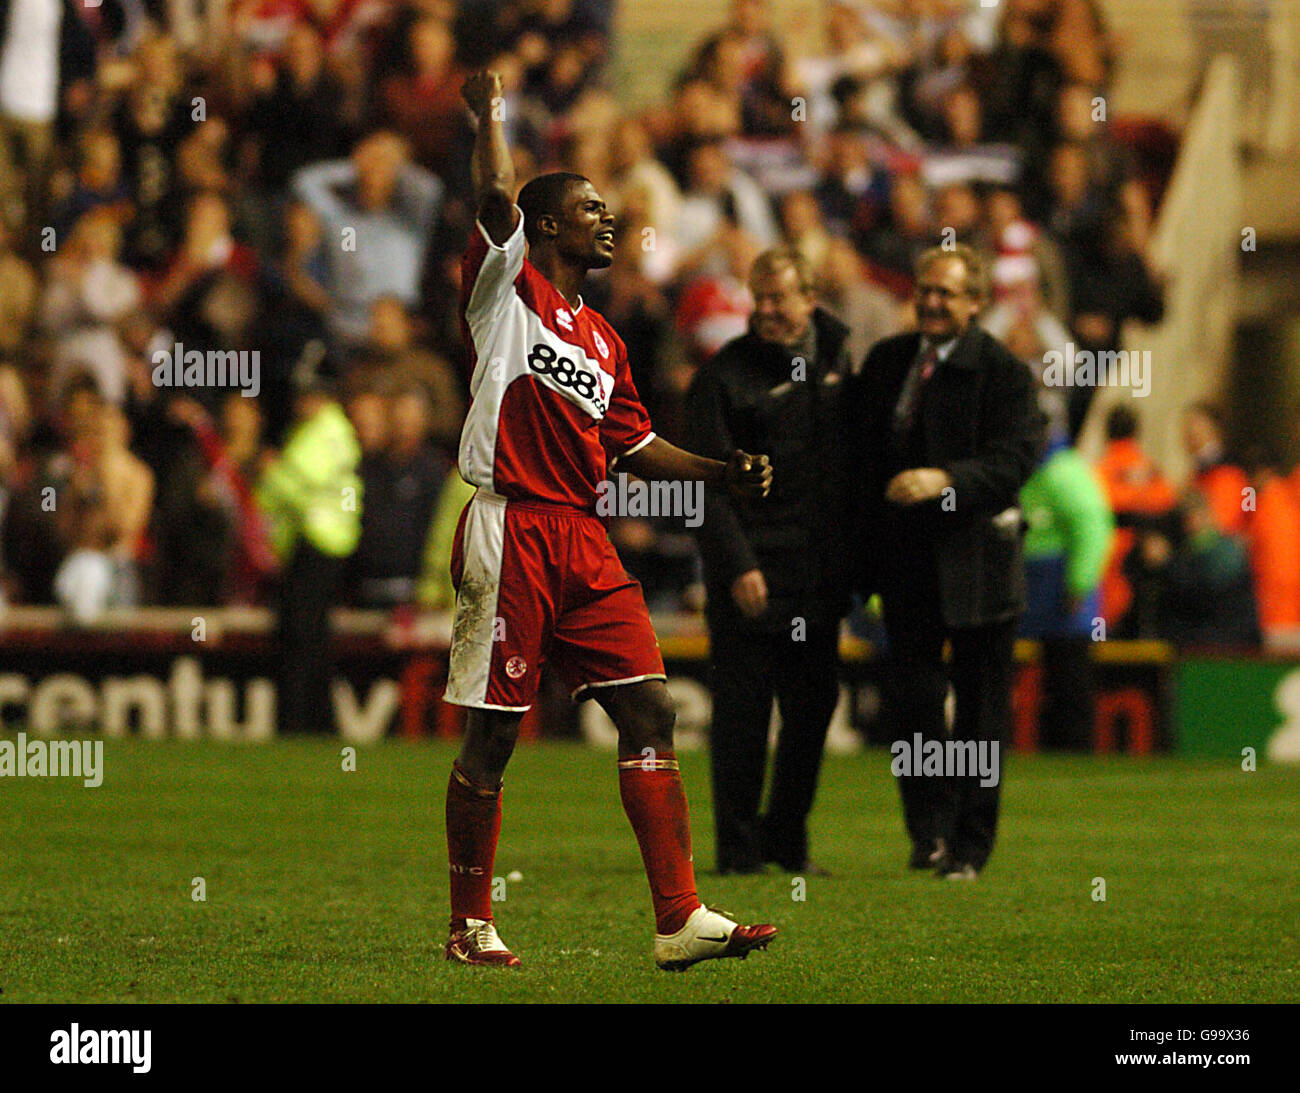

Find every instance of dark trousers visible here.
[707,620,840,872]
[881,577,1018,871]
[276,539,344,735]
[1039,635,1096,751]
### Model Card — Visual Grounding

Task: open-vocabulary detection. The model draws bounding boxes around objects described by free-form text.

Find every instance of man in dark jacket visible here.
[852,244,1045,879]
[686,247,855,875]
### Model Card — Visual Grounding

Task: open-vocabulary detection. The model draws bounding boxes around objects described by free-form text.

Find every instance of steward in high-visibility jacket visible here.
[1021,436,1115,638]
[1095,420,1176,630]
[1245,458,1300,638]
[255,391,363,735]
[256,400,363,562]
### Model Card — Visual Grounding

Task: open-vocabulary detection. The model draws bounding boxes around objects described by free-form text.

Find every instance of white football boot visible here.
[445,918,522,967]
[653,905,777,972]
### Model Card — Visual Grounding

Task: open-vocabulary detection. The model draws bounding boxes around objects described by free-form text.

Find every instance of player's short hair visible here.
[916,244,989,302]
[518,172,589,247]
[749,246,814,293]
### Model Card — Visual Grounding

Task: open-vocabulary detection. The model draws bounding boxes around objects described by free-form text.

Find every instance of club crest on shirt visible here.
[505,655,528,679]
[555,308,574,331]
[592,329,609,358]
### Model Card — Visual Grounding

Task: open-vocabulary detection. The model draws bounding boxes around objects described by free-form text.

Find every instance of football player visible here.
[442,71,777,971]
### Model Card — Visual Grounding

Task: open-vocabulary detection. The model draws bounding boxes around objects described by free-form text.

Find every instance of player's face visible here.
[556,181,615,270]
[750,264,815,347]
[915,256,979,341]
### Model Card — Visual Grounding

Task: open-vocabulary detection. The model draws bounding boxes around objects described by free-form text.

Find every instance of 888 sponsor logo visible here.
[526,343,608,414]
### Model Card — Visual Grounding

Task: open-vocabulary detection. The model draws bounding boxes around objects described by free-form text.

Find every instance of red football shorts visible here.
[444,488,667,711]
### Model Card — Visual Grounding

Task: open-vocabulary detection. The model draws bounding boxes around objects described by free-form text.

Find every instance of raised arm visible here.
[461,71,520,245]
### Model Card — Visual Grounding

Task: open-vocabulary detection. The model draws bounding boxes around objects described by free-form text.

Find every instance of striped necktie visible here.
[893,344,940,436]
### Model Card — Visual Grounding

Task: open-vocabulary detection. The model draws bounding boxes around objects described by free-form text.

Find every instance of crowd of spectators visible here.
[1095,400,1300,650]
[0,0,1279,649]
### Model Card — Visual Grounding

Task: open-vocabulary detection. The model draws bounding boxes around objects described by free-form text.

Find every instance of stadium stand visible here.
[1,0,1299,750]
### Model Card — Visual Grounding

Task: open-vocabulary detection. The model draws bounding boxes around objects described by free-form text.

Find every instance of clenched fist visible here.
[461,71,502,122]
[724,449,772,499]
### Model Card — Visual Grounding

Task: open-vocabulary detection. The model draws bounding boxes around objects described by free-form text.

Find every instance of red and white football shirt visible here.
[458,209,655,508]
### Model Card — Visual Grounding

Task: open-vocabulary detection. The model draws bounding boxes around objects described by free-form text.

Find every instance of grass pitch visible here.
[0,739,1296,1003]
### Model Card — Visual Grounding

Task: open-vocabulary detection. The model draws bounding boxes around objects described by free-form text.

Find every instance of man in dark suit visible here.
[852,244,1044,879]
[687,247,855,875]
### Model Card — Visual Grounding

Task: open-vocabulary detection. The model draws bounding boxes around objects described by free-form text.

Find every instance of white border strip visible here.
[570,672,668,701]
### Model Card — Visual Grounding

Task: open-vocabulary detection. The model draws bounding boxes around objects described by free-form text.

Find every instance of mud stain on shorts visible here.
[450,573,496,677]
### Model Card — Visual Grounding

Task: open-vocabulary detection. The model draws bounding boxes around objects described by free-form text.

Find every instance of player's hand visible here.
[732,569,768,618]
[461,71,503,122]
[885,467,951,506]
[724,449,772,499]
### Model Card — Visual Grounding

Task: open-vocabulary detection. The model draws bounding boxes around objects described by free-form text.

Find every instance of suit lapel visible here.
[942,327,982,371]
[922,328,982,456]
[887,332,924,399]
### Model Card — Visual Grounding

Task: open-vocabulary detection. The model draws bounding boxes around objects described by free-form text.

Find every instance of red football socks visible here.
[618,752,701,935]
[446,762,502,925]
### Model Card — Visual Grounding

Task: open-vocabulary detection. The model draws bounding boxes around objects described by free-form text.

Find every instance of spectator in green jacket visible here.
[1020,433,1115,749]
[256,368,362,734]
